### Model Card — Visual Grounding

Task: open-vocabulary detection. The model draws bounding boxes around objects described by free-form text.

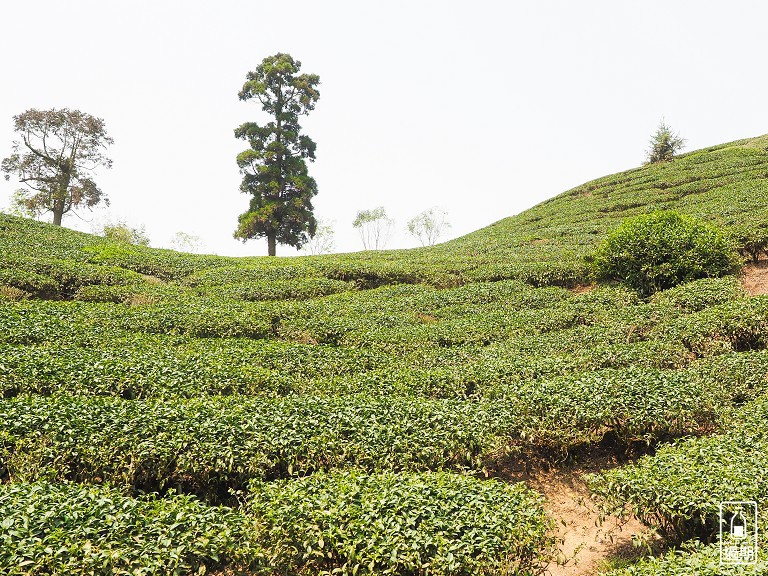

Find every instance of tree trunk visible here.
[52,172,70,226]
[52,189,65,226]
[267,233,276,257]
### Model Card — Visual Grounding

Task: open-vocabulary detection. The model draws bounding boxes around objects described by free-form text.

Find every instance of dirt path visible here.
[500,453,647,576]
[742,262,768,296]
[536,469,644,575]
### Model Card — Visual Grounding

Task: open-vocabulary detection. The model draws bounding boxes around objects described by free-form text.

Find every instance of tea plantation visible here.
[2,134,768,574]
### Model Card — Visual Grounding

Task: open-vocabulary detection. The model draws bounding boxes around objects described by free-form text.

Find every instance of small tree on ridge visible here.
[353,207,393,250]
[407,207,451,247]
[646,119,685,164]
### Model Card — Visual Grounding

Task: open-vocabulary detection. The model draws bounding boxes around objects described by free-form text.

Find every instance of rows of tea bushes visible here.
[1,277,764,405]
[249,470,555,576]
[0,336,389,398]
[588,393,768,545]
[0,336,696,400]
[3,136,768,574]
[1,363,760,501]
[2,136,767,298]
[0,473,554,576]
[599,540,768,576]
[443,136,768,265]
[0,394,499,497]
[0,275,759,354]
[0,255,147,300]
[655,295,768,356]
[0,481,260,575]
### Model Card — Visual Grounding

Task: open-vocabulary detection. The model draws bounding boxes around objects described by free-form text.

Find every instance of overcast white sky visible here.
[2,1,767,256]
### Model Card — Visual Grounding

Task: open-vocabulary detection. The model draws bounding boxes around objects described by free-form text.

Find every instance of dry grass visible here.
[126,292,160,306]
[0,285,30,301]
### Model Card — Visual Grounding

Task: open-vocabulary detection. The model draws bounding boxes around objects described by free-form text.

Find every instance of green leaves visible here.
[1,108,113,226]
[235,53,321,254]
[3,134,768,574]
[0,474,553,576]
[594,211,742,296]
[249,470,555,575]
[0,482,262,575]
[589,391,768,544]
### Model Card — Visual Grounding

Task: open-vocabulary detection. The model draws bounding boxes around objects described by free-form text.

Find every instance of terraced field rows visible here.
[2,135,768,573]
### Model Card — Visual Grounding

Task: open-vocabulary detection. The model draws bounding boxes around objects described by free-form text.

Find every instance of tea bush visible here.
[587,393,768,543]
[0,481,262,575]
[0,474,556,576]
[594,211,742,296]
[249,470,555,576]
[0,365,753,499]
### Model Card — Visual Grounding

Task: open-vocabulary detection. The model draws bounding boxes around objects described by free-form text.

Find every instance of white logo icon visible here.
[720,501,758,565]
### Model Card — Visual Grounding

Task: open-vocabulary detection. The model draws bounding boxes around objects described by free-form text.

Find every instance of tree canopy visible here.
[1,108,113,226]
[233,53,320,256]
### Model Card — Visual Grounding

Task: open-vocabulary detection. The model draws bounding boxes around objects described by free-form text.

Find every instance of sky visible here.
[1,1,767,256]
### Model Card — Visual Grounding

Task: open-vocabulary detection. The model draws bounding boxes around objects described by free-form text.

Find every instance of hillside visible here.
[1,135,768,575]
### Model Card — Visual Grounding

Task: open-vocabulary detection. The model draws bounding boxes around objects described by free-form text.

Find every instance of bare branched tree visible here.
[407,207,451,247]
[352,207,394,250]
[170,231,203,254]
[301,218,335,255]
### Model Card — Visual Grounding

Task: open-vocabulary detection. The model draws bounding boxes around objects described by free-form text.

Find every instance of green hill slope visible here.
[2,135,768,575]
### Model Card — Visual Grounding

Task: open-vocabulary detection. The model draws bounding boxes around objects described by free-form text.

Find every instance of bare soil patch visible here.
[742,262,768,296]
[498,451,648,576]
[569,284,595,295]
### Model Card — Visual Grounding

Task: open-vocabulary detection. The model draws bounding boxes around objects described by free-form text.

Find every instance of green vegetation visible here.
[100,219,151,246]
[599,540,762,576]
[589,392,768,543]
[250,470,554,575]
[595,211,741,296]
[3,134,768,573]
[646,120,686,164]
[234,53,320,256]
[0,481,261,575]
[0,108,113,226]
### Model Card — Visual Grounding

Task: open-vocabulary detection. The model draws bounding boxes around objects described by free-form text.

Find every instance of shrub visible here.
[731,224,768,263]
[249,470,555,576]
[0,481,262,575]
[587,393,768,544]
[101,220,151,246]
[595,211,741,296]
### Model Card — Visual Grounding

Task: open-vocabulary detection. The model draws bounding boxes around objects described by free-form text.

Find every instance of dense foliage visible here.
[0,474,555,576]
[250,470,555,576]
[1,108,113,226]
[234,53,320,256]
[0,482,261,575]
[588,392,768,542]
[595,211,741,296]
